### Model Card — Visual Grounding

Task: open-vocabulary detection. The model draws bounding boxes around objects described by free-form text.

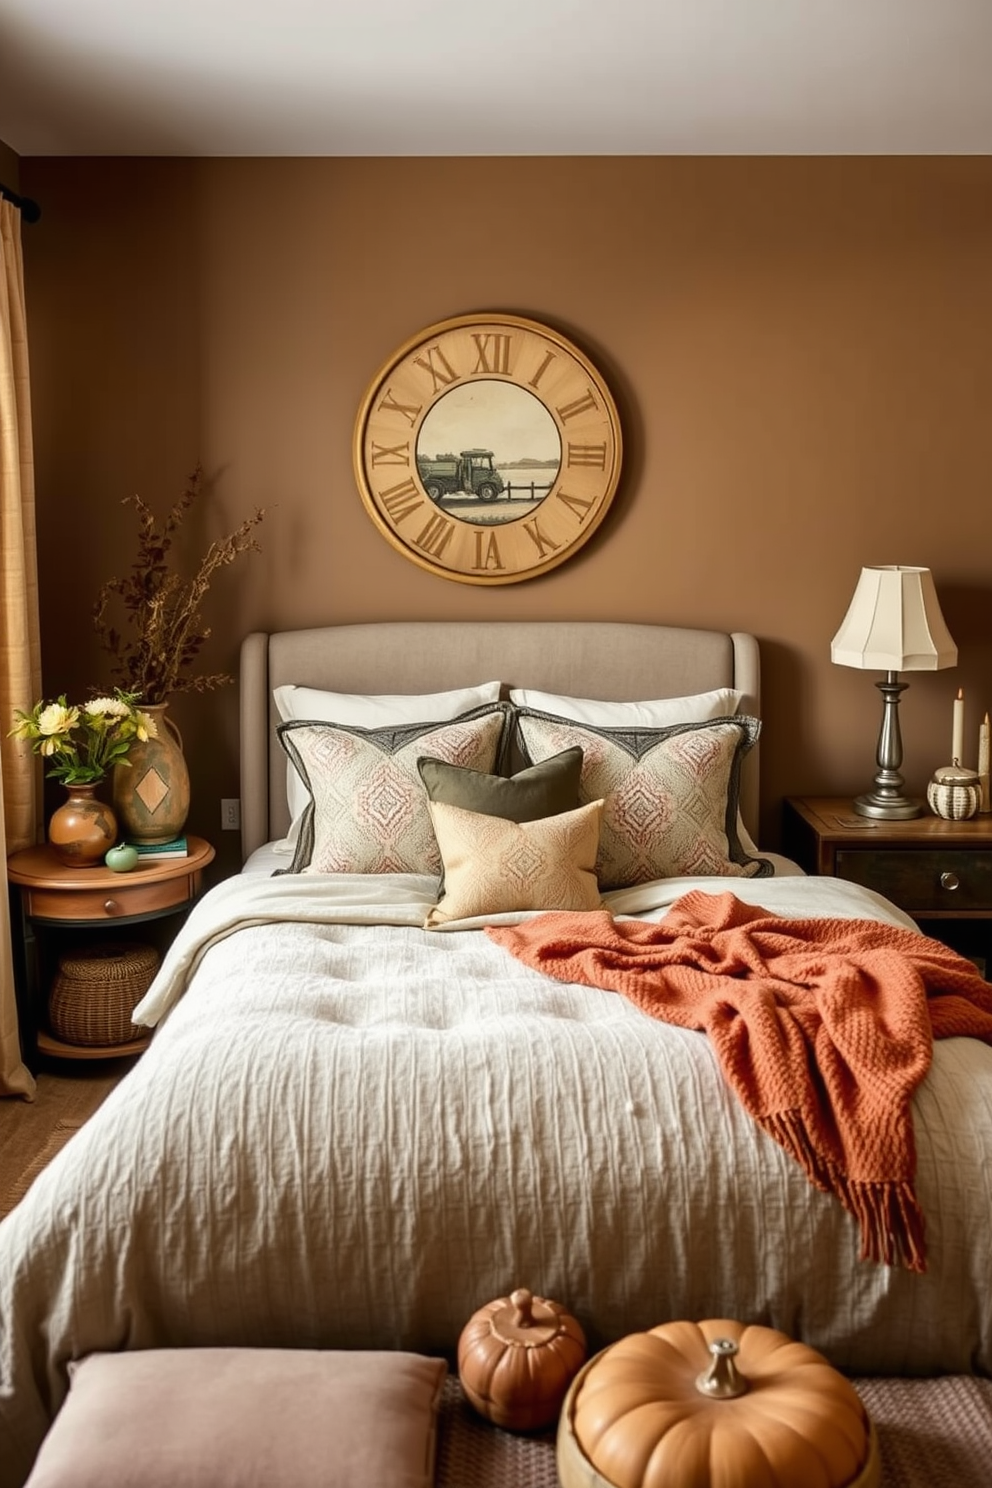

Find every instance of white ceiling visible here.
[1,0,991,158]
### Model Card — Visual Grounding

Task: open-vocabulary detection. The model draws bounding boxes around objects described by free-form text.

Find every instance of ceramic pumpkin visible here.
[557,1318,880,1488]
[457,1286,587,1431]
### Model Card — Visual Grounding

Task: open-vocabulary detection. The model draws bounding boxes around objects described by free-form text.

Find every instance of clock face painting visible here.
[353,314,623,585]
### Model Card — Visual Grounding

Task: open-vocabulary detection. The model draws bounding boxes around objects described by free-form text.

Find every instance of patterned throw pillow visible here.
[425,799,603,927]
[508,685,759,855]
[273,681,502,846]
[278,704,512,875]
[514,710,771,890]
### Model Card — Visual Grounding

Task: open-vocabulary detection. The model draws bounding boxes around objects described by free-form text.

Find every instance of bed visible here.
[2,619,992,1488]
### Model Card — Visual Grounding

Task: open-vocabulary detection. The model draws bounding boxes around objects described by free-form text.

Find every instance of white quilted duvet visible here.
[2,870,991,1487]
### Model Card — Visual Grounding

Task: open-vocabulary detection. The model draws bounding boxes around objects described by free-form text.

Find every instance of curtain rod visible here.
[0,180,41,223]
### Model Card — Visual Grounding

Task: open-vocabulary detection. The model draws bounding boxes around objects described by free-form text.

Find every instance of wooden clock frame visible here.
[353,313,623,585]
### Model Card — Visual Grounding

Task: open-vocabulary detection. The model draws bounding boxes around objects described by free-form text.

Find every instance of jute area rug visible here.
[434,1373,992,1488]
[0,1061,124,1220]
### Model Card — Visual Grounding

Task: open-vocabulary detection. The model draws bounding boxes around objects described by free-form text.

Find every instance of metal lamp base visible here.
[853,791,923,821]
[855,671,923,821]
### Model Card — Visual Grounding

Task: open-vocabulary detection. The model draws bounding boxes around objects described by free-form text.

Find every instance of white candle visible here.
[979,712,990,812]
[952,688,965,766]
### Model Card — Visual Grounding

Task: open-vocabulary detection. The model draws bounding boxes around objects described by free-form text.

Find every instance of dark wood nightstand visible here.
[783,797,992,968]
[6,836,215,1065]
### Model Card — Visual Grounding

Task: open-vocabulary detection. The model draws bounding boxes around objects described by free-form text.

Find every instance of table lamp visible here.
[831,565,957,819]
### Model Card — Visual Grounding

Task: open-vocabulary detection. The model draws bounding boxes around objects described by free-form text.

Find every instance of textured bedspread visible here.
[2,872,992,1487]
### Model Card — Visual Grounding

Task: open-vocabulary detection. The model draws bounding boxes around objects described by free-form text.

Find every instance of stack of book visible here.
[126,836,189,863]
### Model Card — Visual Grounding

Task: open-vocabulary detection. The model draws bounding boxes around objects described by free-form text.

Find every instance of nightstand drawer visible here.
[21,876,196,922]
[834,849,992,912]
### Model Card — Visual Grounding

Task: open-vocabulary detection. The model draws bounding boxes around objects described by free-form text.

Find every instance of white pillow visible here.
[508,687,742,726]
[508,687,760,854]
[273,682,502,849]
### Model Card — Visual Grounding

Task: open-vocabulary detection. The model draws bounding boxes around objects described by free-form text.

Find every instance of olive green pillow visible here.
[417,745,583,822]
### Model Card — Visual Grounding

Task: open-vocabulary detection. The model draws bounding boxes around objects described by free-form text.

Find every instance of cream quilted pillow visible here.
[514,711,770,889]
[425,798,603,926]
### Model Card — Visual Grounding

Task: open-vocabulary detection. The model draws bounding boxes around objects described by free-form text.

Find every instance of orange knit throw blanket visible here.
[486,891,992,1272]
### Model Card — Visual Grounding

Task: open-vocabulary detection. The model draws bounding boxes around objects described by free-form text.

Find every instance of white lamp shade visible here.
[831,565,958,672]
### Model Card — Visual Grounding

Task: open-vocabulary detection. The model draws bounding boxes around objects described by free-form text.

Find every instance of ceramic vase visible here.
[48,784,118,868]
[112,701,191,844]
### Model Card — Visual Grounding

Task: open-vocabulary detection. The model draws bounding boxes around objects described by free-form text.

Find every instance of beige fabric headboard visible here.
[239,621,761,860]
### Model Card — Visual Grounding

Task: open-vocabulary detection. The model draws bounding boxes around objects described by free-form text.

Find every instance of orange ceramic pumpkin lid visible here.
[488,1288,568,1348]
[558,1318,879,1488]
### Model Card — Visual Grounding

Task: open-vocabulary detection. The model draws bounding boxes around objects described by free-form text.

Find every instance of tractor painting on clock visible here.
[353,313,623,585]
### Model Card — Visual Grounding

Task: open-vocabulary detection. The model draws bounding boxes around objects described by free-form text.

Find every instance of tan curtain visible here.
[0,197,41,1098]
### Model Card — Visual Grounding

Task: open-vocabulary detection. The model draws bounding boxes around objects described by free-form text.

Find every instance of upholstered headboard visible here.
[239,621,761,860]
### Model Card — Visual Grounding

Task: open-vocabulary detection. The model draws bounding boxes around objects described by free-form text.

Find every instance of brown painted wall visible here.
[0,139,19,188]
[18,156,992,876]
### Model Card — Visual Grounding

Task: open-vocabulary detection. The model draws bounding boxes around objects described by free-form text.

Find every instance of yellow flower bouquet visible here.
[9,690,157,786]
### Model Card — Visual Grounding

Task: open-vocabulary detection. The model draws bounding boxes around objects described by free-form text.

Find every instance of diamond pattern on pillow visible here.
[273,681,502,847]
[425,798,603,926]
[514,710,771,889]
[278,705,512,875]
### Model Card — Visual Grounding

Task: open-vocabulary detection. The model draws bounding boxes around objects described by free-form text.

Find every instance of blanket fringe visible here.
[759,1111,927,1273]
[486,894,992,1274]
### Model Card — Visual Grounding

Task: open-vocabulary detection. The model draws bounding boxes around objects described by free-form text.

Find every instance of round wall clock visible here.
[353,313,623,585]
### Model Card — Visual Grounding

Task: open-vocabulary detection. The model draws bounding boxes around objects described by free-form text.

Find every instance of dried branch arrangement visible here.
[93,466,264,705]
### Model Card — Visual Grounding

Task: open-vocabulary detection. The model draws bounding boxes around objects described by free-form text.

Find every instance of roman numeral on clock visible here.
[379,478,423,524]
[413,345,458,393]
[369,441,410,467]
[528,350,556,389]
[567,443,608,470]
[376,389,422,427]
[414,512,456,558]
[556,489,595,522]
[473,530,505,571]
[472,334,512,375]
[556,389,599,424]
[523,517,561,559]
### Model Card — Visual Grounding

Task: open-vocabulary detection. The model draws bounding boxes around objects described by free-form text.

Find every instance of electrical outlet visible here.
[221,798,241,831]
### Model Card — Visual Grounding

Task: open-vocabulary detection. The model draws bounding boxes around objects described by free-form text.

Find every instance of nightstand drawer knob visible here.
[103,898,122,915]
[940,872,960,892]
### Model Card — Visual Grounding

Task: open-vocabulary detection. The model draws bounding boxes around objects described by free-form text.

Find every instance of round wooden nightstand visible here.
[7,836,215,1062]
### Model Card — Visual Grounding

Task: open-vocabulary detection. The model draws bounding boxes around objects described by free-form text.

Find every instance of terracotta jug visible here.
[112,701,190,844]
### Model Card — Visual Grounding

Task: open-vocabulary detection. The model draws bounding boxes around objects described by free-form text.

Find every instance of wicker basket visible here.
[48,942,160,1047]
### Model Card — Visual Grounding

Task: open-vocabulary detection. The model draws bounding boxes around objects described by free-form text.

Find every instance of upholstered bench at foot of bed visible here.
[22,1348,447,1488]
